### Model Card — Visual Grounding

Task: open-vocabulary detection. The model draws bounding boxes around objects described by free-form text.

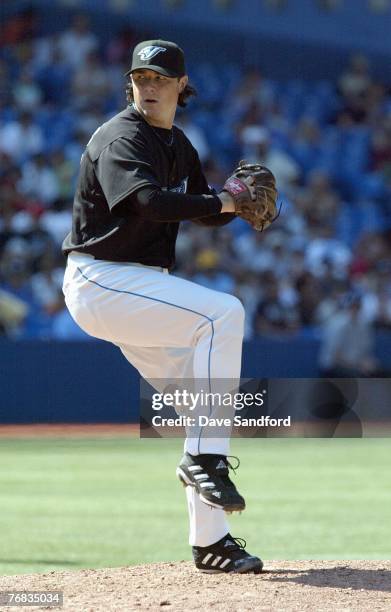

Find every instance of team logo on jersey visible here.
[137,46,167,61]
[163,177,188,194]
[170,177,188,194]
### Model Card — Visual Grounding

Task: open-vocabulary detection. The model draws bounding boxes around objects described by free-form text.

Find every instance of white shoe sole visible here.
[197,563,263,574]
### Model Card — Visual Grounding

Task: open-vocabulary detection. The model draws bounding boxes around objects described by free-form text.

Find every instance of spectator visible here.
[295,271,323,327]
[314,281,348,325]
[239,125,300,192]
[295,169,339,232]
[29,34,56,72]
[18,154,59,206]
[0,238,34,304]
[57,14,98,68]
[39,198,73,248]
[234,229,272,272]
[0,155,23,199]
[253,273,300,337]
[0,288,28,336]
[375,287,391,329]
[226,67,274,123]
[290,117,321,174]
[285,243,307,283]
[31,250,66,316]
[192,264,236,294]
[106,27,138,65]
[192,248,235,294]
[64,129,88,165]
[71,51,112,110]
[265,99,292,138]
[22,216,54,270]
[336,54,377,126]
[339,54,372,100]
[0,6,37,47]
[0,112,44,162]
[176,112,210,163]
[358,270,391,329]
[350,231,390,277]
[234,269,261,335]
[318,292,384,376]
[0,198,20,255]
[0,236,54,338]
[51,151,76,200]
[294,116,321,147]
[306,226,352,280]
[76,103,108,140]
[0,59,12,108]
[12,68,43,112]
[370,118,391,181]
[35,43,73,104]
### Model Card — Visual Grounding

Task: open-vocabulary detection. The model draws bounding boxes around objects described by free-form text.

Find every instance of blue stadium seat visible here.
[335,202,357,246]
[0,108,17,123]
[360,173,387,199]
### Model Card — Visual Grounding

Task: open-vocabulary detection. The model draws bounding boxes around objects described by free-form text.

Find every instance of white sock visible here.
[184,437,230,457]
[185,486,230,547]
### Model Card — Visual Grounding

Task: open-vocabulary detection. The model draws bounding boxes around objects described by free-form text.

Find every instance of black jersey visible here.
[62,105,234,268]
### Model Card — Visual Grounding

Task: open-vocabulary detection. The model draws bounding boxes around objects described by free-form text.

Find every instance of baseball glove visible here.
[223,160,278,231]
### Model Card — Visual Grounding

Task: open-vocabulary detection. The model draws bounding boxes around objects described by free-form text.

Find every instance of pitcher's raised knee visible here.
[217,294,245,334]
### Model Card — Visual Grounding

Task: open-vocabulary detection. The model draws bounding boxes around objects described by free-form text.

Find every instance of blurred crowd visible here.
[0,11,391,372]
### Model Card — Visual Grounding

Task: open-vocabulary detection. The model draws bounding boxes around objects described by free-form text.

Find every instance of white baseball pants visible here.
[63,251,245,546]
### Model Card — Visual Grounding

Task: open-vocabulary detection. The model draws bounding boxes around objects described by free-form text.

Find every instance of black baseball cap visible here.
[125,39,186,78]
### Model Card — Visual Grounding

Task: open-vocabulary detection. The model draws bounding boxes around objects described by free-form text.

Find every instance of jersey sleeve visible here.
[94,133,160,210]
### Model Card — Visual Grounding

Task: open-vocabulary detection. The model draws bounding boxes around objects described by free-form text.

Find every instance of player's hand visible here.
[218,190,236,213]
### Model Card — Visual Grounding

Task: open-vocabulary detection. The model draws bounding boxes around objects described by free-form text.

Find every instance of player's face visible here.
[131,69,188,129]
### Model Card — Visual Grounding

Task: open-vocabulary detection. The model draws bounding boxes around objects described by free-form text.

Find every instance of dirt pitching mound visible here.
[1,561,390,611]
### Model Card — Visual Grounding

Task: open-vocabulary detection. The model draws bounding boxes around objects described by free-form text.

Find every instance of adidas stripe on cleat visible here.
[193,534,263,574]
[176,452,245,512]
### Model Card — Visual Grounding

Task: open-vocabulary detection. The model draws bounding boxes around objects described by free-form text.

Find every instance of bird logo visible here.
[138,46,167,61]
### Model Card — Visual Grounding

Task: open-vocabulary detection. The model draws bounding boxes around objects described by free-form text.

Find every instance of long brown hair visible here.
[125,78,197,108]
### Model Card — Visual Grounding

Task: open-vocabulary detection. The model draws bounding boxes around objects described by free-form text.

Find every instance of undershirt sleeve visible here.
[114,186,222,222]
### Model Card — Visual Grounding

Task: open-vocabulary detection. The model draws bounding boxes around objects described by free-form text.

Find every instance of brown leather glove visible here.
[223,160,278,231]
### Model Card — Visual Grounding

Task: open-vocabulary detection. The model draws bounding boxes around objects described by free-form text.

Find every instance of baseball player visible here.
[62,39,277,574]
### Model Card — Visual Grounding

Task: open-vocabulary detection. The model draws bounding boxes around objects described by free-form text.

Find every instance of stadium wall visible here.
[1,336,390,424]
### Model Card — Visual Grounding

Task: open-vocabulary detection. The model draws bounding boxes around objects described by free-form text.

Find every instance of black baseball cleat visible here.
[176,452,245,512]
[193,534,263,574]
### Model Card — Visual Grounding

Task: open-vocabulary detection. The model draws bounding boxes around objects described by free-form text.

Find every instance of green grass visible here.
[0,437,390,575]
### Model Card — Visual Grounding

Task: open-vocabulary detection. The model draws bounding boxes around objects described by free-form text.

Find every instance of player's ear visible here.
[179,75,188,92]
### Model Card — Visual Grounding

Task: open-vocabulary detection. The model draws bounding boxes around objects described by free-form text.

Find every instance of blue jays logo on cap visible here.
[125,40,186,78]
[138,46,167,61]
